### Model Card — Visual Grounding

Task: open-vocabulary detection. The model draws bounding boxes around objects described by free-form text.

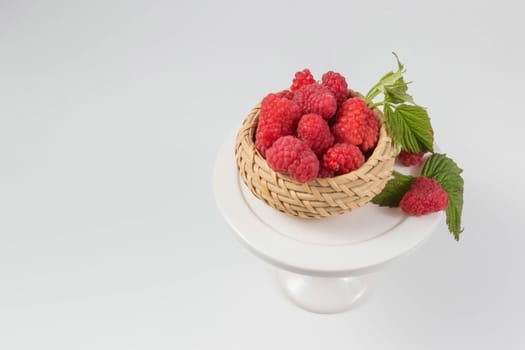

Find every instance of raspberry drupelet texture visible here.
[398,150,425,166]
[400,176,449,215]
[290,69,316,92]
[322,143,365,175]
[297,113,335,157]
[317,165,335,178]
[332,97,379,152]
[266,136,319,183]
[321,71,348,105]
[275,89,294,100]
[293,83,337,119]
[255,93,301,156]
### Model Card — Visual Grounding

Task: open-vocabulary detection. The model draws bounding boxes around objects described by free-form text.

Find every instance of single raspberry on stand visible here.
[332,97,379,152]
[255,93,301,156]
[400,176,449,215]
[322,143,365,175]
[266,136,319,183]
[293,83,337,119]
[398,150,425,166]
[297,113,334,157]
[397,128,434,166]
[321,71,348,105]
[290,69,316,92]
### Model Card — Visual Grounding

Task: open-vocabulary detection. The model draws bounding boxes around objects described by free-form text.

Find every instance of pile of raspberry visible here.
[255,69,380,183]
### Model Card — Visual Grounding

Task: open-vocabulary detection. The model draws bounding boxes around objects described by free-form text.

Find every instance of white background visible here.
[1,1,524,349]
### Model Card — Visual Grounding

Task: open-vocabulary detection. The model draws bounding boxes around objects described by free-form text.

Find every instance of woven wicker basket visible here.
[235,90,395,218]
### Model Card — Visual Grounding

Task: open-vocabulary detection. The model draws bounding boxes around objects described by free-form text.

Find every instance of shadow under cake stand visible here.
[213,134,442,314]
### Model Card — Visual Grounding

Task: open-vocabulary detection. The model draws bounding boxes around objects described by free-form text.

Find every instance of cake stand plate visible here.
[213,132,442,314]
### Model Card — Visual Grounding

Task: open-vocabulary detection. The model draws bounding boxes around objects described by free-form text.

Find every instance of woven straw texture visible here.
[235,91,395,218]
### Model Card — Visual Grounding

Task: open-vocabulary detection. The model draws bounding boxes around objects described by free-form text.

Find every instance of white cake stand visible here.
[213,133,442,314]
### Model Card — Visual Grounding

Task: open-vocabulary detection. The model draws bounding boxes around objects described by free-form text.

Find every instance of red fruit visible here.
[275,89,294,100]
[266,136,319,183]
[297,113,335,157]
[318,165,335,178]
[400,176,449,215]
[322,143,365,175]
[293,83,337,119]
[290,69,316,92]
[255,93,301,156]
[321,71,348,105]
[398,150,425,166]
[332,97,379,152]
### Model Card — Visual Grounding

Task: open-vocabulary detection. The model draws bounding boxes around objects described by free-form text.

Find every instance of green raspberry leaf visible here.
[386,104,434,153]
[392,51,403,70]
[364,53,405,104]
[421,153,462,177]
[372,171,415,207]
[422,154,464,240]
[384,77,415,105]
[376,70,404,92]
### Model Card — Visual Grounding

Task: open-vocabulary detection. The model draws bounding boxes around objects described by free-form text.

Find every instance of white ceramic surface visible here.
[276,269,368,314]
[213,133,443,313]
[214,133,442,276]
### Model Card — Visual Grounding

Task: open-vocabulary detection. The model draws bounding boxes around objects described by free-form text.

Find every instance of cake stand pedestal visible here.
[213,133,442,314]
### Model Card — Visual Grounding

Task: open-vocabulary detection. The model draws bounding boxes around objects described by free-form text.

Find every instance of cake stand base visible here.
[214,132,442,314]
[276,269,368,314]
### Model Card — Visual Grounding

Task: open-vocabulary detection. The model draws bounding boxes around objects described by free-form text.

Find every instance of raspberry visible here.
[318,165,335,178]
[332,97,379,152]
[290,69,316,92]
[321,71,348,105]
[255,93,301,156]
[297,113,335,157]
[398,150,425,166]
[266,136,319,183]
[322,143,365,175]
[275,89,294,100]
[400,176,449,216]
[293,83,337,119]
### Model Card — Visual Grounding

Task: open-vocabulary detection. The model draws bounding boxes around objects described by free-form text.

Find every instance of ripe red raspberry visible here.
[266,136,319,183]
[400,176,449,215]
[290,69,316,92]
[297,113,335,157]
[255,93,301,156]
[293,83,337,119]
[275,89,294,100]
[332,97,379,152]
[398,150,425,166]
[322,143,365,175]
[318,165,335,178]
[321,71,348,105]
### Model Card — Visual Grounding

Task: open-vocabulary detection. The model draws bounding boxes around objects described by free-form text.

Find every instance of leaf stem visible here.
[368,101,384,110]
[364,90,378,104]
